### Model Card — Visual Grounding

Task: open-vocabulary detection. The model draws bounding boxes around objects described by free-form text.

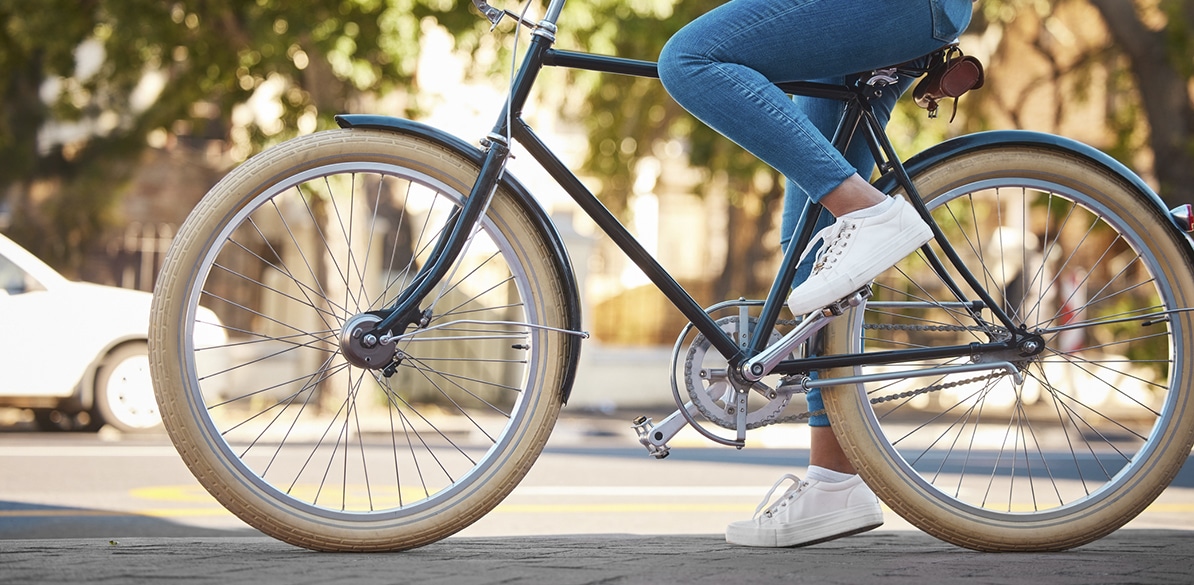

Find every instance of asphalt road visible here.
[2,411,1193,584]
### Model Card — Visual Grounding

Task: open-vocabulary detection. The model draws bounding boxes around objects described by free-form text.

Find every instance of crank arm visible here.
[740,287,872,382]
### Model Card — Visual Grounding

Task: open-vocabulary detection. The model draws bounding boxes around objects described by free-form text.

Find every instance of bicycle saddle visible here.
[913,45,985,120]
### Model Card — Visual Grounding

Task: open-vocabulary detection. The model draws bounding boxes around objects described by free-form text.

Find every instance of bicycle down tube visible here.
[380,0,1027,378]
[371,6,747,363]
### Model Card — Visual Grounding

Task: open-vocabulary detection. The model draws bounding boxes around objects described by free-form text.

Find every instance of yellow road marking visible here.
[1,484,1190,519]
[5,500,1194,519]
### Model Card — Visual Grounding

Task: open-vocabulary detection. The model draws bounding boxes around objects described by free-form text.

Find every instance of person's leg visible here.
[787,71,917,472]
[658,0,964,204]
[810,426,855,472]
[728,90,907,544]
[660,0,973,548]
[660,0,972,318]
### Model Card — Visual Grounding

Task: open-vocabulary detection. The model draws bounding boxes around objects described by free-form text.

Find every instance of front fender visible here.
[877,130,1191,243]
[335,114,584,403]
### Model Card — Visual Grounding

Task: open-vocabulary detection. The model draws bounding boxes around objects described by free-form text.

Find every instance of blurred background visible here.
[1,0,1192,419]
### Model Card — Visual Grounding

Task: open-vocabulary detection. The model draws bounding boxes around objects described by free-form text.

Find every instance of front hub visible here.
[339,313,398,369]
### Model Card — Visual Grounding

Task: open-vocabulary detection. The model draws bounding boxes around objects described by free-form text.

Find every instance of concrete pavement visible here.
[2,530,1192,584]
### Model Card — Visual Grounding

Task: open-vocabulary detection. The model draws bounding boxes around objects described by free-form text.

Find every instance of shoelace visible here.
[754,474,810,519]
[797,220,859,275]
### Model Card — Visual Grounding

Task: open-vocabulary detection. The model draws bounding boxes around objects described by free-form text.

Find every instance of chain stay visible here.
[774,370,1008,424]
[685,316,1009,426]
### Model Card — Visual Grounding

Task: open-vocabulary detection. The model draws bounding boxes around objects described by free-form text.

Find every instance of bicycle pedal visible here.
[819,286,873,317]
[775,374,809,395]
[631,416,670,459]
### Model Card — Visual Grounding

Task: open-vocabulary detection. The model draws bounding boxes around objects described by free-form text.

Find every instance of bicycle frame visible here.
[369,0,1030,383]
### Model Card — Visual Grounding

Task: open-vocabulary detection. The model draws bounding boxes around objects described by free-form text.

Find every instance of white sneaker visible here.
[726,473,884,547]
[787,197,932,315]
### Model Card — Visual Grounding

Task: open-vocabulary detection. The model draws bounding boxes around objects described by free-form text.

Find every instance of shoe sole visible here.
[725,505,884,548]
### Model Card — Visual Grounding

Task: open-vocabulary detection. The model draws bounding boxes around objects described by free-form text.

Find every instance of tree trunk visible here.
[1087,0,1194,205]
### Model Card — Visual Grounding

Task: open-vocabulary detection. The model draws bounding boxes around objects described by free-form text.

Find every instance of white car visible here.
[0,233,224,432]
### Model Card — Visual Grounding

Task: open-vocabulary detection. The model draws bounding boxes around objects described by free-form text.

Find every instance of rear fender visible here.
[876,130,1193,247]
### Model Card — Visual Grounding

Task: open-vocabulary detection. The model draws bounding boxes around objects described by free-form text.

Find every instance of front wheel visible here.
[150,129,580,551]
[821,143,1194,551]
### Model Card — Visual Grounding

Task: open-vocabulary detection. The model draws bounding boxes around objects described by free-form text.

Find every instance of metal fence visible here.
[111,222,175,292]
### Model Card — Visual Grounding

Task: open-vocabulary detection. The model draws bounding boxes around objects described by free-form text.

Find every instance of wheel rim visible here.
[853,177,1184,521]
[178,161,545,521]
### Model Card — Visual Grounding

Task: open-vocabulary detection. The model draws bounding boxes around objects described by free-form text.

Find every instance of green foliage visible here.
[0,0,483,271]
[1160,0,1193,78]
[558,0,773,216]
[4,0,1191,274]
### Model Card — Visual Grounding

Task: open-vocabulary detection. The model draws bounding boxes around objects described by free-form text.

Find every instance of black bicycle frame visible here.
[373,16,1026,376]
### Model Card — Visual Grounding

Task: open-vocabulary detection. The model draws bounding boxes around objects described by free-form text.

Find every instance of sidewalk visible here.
[2,530,1191,585]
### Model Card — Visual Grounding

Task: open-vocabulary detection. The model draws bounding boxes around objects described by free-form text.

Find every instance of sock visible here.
[806,465,854,483]
[841,196,896,220]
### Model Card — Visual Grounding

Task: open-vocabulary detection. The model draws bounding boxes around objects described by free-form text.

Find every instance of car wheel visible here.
[93,342,161,432]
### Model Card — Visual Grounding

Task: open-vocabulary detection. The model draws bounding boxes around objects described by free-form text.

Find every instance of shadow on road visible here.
[0,501,261,540]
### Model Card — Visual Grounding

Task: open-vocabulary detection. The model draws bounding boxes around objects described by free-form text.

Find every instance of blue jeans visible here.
[659,0,972,425]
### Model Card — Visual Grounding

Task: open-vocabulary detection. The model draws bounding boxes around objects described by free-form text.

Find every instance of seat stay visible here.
[856,104,1022,336]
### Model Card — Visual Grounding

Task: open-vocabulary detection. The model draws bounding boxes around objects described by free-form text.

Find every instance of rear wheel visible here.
[821,144,1194,551]
[150,129,579,551]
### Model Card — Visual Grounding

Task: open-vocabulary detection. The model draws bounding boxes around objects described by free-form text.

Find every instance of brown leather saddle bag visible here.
[913,46,985,120]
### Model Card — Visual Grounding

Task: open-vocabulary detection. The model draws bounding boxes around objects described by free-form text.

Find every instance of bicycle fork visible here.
[369,8,567,343]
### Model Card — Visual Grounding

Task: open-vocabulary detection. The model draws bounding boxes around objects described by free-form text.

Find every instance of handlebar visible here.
[470,0,567,29]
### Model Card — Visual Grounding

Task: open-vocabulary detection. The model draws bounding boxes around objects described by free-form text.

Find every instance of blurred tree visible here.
[4,0,1189,305]
[0,0,489,272]
[565,0,1194,315]
[560,0,784,304]
[969,0,1192,204]
[1086,0,1193,205]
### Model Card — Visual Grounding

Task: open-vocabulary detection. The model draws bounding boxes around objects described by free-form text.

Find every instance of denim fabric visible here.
[778,72,914,256]
[659,0,972,204]
[783,72,916,428]
[931,0,974,42]
[659,0,972,426]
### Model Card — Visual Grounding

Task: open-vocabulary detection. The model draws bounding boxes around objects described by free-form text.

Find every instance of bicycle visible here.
[148,0,1194,553]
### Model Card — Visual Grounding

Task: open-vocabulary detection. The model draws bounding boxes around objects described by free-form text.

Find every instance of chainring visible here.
[683,315,794,430]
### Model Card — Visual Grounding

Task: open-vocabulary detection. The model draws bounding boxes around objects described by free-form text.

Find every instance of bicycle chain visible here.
[863,323,999,333]
[773,371,1009,424]
[770,318,1007,423]
[777,318,1003,335]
